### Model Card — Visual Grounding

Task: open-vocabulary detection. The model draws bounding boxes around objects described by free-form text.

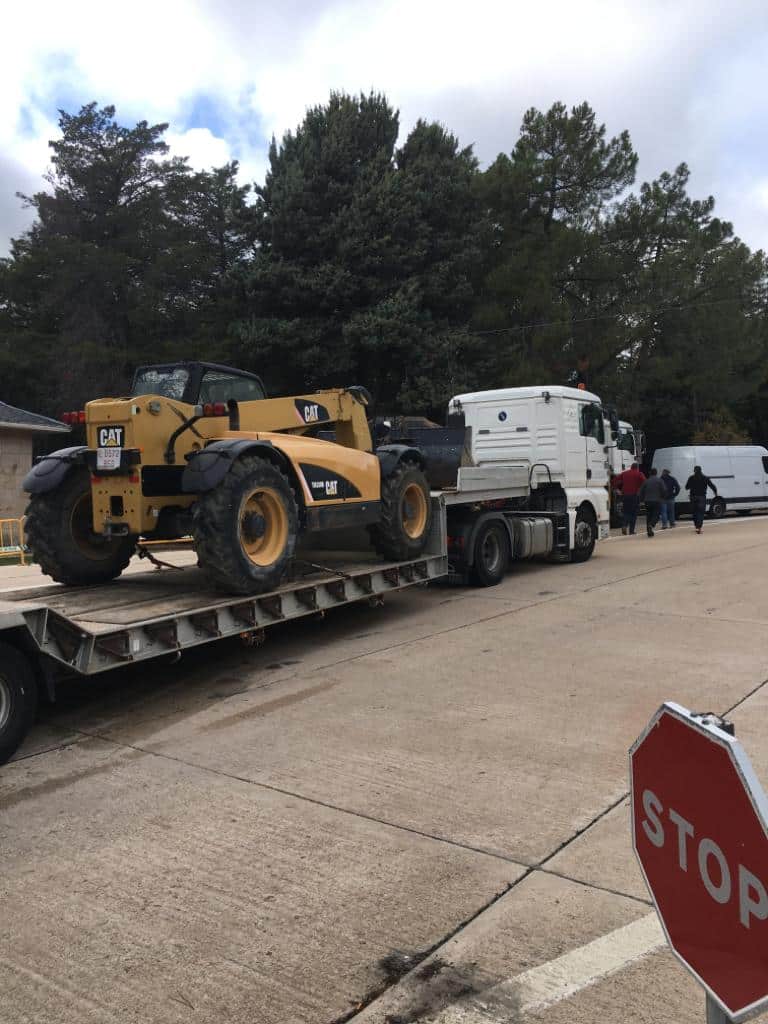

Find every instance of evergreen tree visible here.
[0,104,251,413]
[231,93,482,411]
[607,164,768,449]
[473,101,638,386]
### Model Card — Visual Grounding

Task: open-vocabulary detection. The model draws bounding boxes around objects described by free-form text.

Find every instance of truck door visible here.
[579,402,608,487]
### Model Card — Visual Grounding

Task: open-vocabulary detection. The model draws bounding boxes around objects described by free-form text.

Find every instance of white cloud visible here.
[2,0,768,252]
[165,128,233,172]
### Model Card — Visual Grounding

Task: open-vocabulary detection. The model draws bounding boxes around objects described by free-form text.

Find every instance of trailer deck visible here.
[0,555,447,679]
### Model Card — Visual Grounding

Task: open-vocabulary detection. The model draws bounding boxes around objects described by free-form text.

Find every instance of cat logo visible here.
[97,426,125,448]
[325,480,338,497]
[303,404,320,423]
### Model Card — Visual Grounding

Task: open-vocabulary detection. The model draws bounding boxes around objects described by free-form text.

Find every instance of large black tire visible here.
[709,497,727,519]
[0,642,38,765]
[193,455,298,595]
[571,506,597,563]
[369,461,432,561]
[470,520,509,587]
[25,468,136,585]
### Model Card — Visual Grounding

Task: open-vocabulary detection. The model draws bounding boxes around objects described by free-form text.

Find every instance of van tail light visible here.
[61,411,85,424]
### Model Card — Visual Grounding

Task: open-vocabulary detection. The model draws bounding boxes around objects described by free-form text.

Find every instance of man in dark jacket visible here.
[660,468,680,529]
[614,463,646,535]
[686,466,718,534]
[639,468,667,537]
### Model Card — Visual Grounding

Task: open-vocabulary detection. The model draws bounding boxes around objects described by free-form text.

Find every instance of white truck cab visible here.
[448,385,610,542]
[608,420,644,475]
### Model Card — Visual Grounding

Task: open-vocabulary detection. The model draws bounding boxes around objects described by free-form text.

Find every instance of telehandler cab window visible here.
[579,403,604,443]
[199,369,266,404]
[133,366,190,400]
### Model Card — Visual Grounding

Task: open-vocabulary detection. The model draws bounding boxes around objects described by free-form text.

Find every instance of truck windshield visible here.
[617,431,635,453]
[132,367,190,400]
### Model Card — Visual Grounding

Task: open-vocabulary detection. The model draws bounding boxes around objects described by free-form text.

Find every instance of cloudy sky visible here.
[2,0,767,252]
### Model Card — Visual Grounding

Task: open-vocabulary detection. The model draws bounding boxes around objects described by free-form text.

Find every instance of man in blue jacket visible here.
[660,468,680,529]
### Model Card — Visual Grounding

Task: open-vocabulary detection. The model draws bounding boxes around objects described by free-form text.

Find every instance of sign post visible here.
[706,995,729,1023]
[630,702,768,1022]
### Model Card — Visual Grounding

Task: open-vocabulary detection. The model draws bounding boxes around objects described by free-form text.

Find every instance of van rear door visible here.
[731,451,768,509]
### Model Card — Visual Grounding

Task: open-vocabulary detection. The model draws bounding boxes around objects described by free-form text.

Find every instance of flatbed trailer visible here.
[0,479,605,764]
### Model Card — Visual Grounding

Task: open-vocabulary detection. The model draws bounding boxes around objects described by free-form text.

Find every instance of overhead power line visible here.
[471,294,762,336]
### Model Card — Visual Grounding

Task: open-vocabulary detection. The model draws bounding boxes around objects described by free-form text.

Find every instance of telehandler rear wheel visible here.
[369,461,432,561]
[25,468,136,585]
[193,455,298,595]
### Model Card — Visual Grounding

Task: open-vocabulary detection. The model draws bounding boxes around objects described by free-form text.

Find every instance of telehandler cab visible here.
[24,362,432,594]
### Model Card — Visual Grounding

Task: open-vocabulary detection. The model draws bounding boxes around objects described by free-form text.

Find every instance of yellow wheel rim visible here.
[240,487,288,566]
[402,483,428,539]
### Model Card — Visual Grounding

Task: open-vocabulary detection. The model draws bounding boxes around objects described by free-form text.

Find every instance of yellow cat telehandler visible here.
[24,362,433,594]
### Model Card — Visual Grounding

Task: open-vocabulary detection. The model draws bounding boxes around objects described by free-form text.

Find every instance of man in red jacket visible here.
[614,462,646,535]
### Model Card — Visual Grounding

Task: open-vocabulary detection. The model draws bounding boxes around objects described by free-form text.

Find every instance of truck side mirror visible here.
[609,410,620,433]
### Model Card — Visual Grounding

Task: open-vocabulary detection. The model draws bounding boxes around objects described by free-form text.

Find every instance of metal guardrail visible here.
[0,518,26,565]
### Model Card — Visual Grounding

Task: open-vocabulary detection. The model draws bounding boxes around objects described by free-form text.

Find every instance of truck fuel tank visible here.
[512,517,553,558]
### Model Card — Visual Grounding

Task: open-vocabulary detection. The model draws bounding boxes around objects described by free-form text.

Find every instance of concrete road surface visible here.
[3,517,768,1023]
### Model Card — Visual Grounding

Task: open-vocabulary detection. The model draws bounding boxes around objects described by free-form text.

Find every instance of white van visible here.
[652,445,768,518]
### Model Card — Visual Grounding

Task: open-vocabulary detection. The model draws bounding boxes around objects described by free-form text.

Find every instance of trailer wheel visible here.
[0,642,38,765]
[571,506,596,563]
[709,497,727,519]
[25,468,136,585]
[193,455,298,594]
[470,520,509,587]
[369,461,432,561]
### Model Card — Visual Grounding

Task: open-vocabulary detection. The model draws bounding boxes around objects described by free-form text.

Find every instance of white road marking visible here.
[429,912,665,1022]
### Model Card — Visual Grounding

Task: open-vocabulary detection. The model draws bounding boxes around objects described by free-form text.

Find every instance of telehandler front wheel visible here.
[25,468,136,585]
[369,461,432,561]
[192,456,298,595]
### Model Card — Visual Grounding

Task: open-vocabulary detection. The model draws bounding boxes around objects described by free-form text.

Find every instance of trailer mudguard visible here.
[182,439,285,493]
[375,444,425,479]
[22,446,88,494]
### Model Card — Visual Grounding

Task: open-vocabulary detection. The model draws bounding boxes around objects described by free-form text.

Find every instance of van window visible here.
[579,403,604,443]
[763,456,768,473]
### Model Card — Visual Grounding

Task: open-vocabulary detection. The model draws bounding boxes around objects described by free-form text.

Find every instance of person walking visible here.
[686,465,718,534]
[614,462,646,535]
[659,468,680,529]
[639,468,667,537]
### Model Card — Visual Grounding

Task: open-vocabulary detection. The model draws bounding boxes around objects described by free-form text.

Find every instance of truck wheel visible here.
[25,468,136,585]
[0,642,38,765]
[369,461,432,561]
[193,455,298,594]
[710,497,727,519]
[470,520,509,587]
[571,507,596,563]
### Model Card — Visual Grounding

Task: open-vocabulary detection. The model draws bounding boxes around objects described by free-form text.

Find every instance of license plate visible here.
[97,447,122,471]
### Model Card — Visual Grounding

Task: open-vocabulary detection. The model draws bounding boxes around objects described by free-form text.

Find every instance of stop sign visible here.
[631,702,768,1021]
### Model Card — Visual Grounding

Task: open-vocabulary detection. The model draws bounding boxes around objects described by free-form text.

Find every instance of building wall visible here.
[0,428,33,519]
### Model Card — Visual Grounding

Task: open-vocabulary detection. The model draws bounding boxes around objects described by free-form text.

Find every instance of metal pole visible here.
[706,993,730,1023]
[694,713,736,1023]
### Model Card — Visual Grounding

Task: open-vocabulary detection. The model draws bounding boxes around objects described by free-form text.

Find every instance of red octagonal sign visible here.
[631,702,768,1021]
